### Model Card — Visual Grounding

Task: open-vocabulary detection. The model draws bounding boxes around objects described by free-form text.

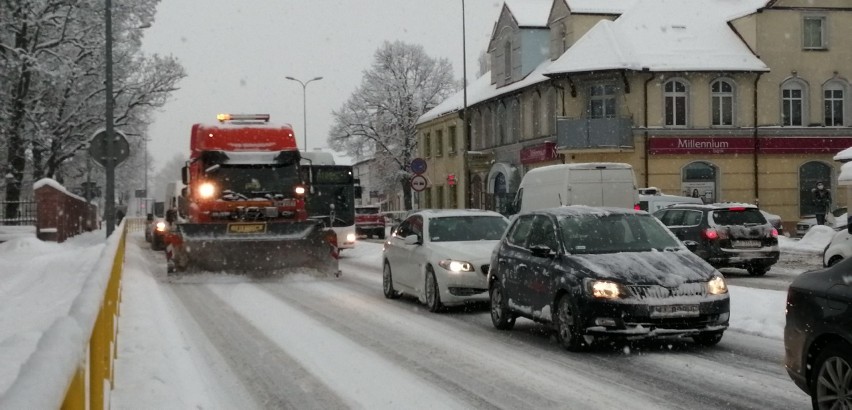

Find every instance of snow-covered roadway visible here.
[112,234,810,409]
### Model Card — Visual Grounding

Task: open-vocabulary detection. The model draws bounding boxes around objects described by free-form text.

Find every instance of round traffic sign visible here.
[410,158,427,174]
[410,174,428,192]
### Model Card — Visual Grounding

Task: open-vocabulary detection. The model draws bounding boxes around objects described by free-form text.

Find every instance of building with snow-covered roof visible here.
[417,0,852,231]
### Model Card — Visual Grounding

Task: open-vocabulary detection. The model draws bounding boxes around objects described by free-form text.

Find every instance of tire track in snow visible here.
[261,279,678,410]
[169,285,350,409]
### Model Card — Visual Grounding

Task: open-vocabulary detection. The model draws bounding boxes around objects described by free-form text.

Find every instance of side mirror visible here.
[404,234,421,246]
[682,240,699,252]
[181,165,189,185]
[529,245,555,258]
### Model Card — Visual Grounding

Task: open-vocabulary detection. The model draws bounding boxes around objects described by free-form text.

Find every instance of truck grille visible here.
[627,282,707,299]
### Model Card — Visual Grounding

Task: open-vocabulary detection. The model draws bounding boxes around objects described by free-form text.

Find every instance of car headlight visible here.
[586,279,624,299]
[155,221,167,232]
[198,182,216,199]
[707,276,728,295]
[438,259,474,273]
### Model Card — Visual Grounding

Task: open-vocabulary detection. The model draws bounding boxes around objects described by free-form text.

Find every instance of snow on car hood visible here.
[428,241,500,263]
[567,250,717,287]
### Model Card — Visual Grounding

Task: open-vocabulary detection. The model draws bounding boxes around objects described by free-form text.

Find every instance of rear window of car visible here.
[428,215,508,242]
[356,207,379,214]
[712,208,766,225]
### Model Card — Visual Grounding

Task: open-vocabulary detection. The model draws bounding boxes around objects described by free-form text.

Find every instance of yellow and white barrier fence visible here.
[0,222,127,409]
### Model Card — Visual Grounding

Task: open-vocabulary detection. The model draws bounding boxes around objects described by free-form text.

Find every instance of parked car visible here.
[760,209,785,237]
[822,222,852,267]
[784,257,852,409]
[653,203,779,276]
[355,205,386,239]
[638,192,703,213]
[488,206,729,350]
[382,209,509,312]
[797,207,847,237]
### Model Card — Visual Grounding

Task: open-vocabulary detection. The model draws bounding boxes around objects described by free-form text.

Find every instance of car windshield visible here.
[713,209,766,225]
[205,164,300,198]
[356,207,380,215]
[428,215,508,242]
[558,213,680,254]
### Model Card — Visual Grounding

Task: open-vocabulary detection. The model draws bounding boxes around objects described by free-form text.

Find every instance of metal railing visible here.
[0,199,37,225]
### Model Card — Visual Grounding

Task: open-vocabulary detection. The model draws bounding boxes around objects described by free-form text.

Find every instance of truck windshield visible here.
[205,164,300,198]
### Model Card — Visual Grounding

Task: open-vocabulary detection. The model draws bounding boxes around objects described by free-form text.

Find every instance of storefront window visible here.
[799,161,832,216]
[681,161,717,203]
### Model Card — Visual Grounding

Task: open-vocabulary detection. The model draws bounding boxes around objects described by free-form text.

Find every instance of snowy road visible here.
[112,235,810,409]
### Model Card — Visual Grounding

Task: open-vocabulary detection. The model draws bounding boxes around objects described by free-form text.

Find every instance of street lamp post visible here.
[285,76,323,151]
[104,0,116,236]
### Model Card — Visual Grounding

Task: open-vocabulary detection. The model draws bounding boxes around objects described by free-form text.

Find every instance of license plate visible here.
[650,304,700,318]
[732,240,761,248]
[227,223,267,234]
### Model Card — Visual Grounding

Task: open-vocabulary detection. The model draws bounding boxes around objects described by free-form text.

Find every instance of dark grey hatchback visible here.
[489,206,730,350]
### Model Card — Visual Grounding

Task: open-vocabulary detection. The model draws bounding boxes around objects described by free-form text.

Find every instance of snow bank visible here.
[780,225,835,254]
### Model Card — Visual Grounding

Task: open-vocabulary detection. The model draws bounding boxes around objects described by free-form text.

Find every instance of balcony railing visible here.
[556,116,634,150]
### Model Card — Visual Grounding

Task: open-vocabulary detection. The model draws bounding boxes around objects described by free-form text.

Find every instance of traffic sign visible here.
[410,158,427,174]
[88,129,130,167]
[410,174,428,192]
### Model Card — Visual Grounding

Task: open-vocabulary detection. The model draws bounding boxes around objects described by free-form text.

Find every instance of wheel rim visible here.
[426,271,436,306]
[383,264,391,294]
[491,285,503,322]
[557,299,575,341]
[816,356,852,410]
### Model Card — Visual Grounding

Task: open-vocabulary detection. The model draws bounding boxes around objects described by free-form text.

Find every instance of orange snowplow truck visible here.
[165,114,339,276]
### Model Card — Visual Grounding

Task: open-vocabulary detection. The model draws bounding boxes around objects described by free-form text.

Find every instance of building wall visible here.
[419,115,466,209]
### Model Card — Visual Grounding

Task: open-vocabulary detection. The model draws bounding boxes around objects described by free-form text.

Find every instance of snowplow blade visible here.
[169,221,339,276]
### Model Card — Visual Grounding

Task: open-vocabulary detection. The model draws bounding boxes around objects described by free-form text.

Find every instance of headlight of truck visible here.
[438,259,474,273]
[707,276,728,295]
[198,182,216,199]
[586,279,625,299]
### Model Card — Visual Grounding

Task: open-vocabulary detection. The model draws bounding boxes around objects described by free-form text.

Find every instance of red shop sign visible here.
[520,141,557,164]
[648,137,753,155]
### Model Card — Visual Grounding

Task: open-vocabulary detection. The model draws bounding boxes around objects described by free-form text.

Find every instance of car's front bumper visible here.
[577,295,730,339]
[437,267,489,306]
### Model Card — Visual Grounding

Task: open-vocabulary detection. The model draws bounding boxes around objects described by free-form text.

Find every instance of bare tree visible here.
[0,0,185,219]
[328,41,457,210]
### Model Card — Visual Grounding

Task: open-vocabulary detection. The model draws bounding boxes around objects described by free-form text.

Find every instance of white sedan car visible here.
[382,209,509,312]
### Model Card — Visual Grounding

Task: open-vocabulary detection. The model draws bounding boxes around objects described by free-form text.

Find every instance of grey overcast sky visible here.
[140,0,504,169]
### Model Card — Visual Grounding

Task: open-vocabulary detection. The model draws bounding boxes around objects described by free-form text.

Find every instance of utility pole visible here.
[104,0,115,236]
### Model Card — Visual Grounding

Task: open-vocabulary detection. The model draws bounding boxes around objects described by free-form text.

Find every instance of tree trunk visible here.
[400,174,412,210]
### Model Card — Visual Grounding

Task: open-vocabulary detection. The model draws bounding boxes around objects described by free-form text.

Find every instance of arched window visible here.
[681,161,717,203]
[711,78,735,126]
[823,80,846,126]
[799,161,833,216]
[504,41,512,80]
[664,79,689,127]
[781,78,808,126]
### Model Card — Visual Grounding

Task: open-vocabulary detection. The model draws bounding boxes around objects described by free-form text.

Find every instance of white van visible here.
[512,163,639,213]
[638,192,703,213]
